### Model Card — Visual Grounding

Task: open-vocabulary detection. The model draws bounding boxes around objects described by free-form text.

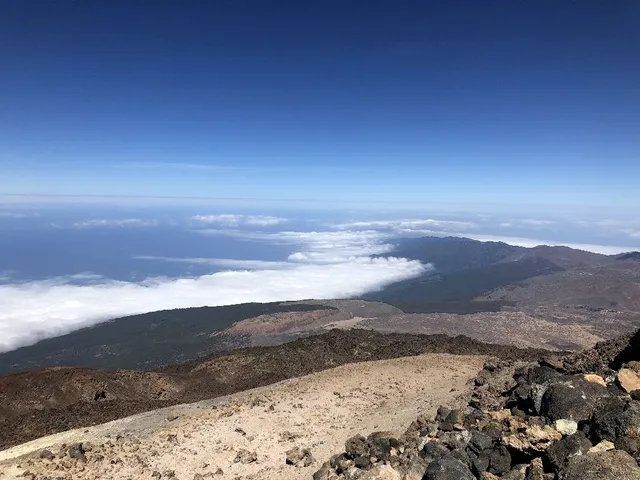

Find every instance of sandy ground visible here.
[0,353,485,480]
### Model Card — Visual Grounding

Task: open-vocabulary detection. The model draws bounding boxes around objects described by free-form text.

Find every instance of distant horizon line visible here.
[0,192,634,211]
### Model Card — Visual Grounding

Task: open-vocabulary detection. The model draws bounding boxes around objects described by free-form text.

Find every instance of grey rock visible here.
[367,432,401,462]
[539,377,608,422]
[345,435,369,458]
[591,396,640,442]
[471,452,490,476]
[331,453,354,472]
[436,406,452,422]
[285,446,314,467]
[399,456,427,480]
[233,449,257,464]
[564,450,640,479]
[440,430,471,450]
[444,409,465,425]
[67,443,87,463]
[488,445,511,475]
[545,431,592,469]
[343,467,364,479]
[39,449,54,460]
[468,430,493,454]
[425,455,475,480]
[313,463,333,480]
[421,441,449,463]
[615,435,640,455]
[449,448,470,467]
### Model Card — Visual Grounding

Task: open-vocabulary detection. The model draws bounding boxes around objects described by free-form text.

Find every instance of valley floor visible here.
[0,353,486,480]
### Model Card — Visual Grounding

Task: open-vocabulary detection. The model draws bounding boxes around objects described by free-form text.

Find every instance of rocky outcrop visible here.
[316,328,640,479]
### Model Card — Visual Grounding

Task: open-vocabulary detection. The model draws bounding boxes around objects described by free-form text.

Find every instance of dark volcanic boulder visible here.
[615,436,640,455]
[611,329,640,369]
[539,377,608,422]
[367,431,402,462]
[488,445,512,475]
[421,441,450,463]
[510,366,566,415]
[467,430,493,454]
[345,434,369,458]
[424,455,475,480]
[563,450,640,479]
[545,431,592,469]
[591,397,640,442]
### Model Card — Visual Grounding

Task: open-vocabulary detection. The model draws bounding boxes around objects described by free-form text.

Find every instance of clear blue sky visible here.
[1,0,638,207]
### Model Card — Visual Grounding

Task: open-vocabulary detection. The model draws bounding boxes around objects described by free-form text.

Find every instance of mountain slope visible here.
[364,257,563,313]
[0,329,554,451]
[0,302,336,374]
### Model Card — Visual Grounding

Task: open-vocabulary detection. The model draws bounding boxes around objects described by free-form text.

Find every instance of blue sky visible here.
[1,0,639,206]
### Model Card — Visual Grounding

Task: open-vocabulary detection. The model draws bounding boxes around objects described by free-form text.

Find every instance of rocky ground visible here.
[0,353,487,480]
[0,329,552,451]
[314,328,640,479]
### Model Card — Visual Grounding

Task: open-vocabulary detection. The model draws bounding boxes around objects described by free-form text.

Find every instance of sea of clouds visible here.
[0,223,428,352]
[1,209,639,353]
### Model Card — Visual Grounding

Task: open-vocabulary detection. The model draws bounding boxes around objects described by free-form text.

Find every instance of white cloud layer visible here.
[459,233,638,255]
[73,218,158,228]
[191,214,287,227]
[0,229,427,352]
[335,219,477,233]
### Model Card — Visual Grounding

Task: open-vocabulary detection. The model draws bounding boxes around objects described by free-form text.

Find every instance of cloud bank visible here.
[0,229,427,353]
[191,214,287,227]
[73,218,158,228]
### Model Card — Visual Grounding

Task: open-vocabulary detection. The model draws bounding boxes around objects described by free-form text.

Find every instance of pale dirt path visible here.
[0,353,486,480]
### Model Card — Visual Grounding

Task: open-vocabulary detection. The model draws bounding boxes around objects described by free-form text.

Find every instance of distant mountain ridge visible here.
[367,235,636,313]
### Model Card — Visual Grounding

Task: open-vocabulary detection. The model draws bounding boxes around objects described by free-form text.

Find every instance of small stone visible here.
[312,463,333,480]
[166,413,179,422]
[502,425,561,453]
[480,473,500,480]
[589,440,615,453]
[67,443,87,463]
[345,434,369,457]
[233,449,257,464]
[39,449,54,460]
[285,446,314,467]
[524,457,543,480]
[162,470,176,478]
[360,465,402,479]
[234,427,247,436]
[618,368,640,393]
[167,434,179,445]
[554,419,578,436]
[151,472,161,479]
[436,406,452,422]
[583,374,607,387]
